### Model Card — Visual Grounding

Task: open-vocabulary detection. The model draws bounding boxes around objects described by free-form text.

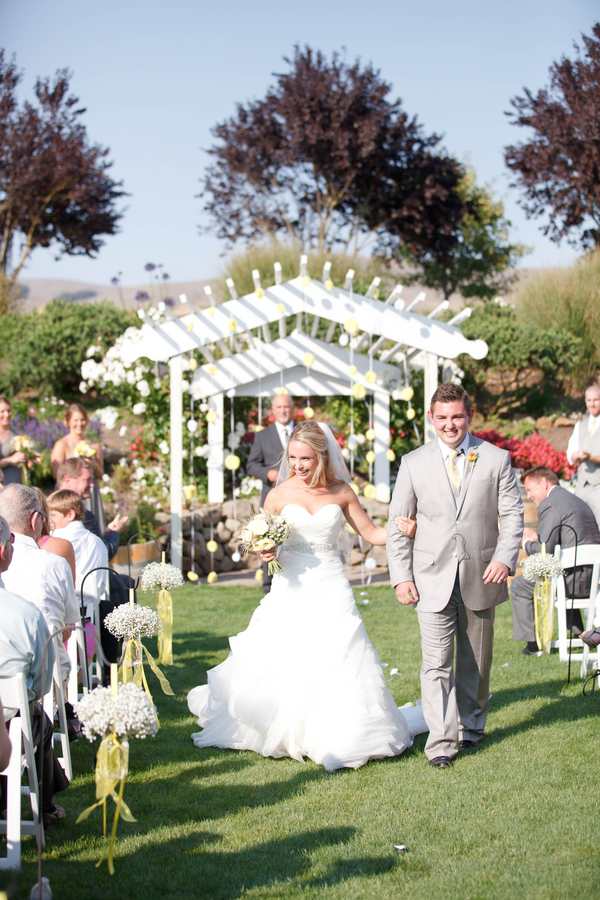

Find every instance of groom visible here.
[387,384,523,767]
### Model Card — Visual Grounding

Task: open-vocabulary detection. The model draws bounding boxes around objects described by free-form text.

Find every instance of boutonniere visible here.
[467,451,479,472]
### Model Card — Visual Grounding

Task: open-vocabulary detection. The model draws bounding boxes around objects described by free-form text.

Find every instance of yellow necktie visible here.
[589,416,598,436]
[447,449,461,489]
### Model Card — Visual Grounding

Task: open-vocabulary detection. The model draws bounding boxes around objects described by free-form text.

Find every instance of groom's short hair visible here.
[430,384,472,413]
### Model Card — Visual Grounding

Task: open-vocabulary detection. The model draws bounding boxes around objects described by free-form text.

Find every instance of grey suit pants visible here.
[417,576,495,760]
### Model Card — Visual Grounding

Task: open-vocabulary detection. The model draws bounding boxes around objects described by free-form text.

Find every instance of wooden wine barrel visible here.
[110,540,161,579]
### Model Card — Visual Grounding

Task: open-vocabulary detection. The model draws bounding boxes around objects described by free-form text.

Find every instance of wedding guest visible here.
[512,466,600,655]
[0,484,78,686]
[247,394,296,592]
[51,403,106,531]
[32,486,76,583]
[387,383,524,767]
[567,384,600,526]
[0,514,70,824]
[0,396,27,485]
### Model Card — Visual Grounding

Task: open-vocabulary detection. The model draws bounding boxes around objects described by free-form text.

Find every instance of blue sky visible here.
[2,0,598,286]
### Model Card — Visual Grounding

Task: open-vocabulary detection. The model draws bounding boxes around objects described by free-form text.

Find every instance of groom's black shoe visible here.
[459,740,478,750]
[429,756,452,768]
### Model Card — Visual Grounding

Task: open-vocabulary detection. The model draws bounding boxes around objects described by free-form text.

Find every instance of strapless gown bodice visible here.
[187,503,427,771]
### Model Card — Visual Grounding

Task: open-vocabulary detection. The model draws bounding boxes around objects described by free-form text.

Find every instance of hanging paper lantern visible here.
[344,318,359,335]
[183,484,197,501]
[363,484,377,499]
[187,419,198,433]
[276,303,286,313]
[347,434,359,452]
[303,407,315,419]
[207,307,215,317]
[187,571,199,582]
[207,571,218,584]
[225,454,241,470]
[227,388,236,398]
[386,449,396,462]
[339,333,349,347]
[206,540,218,553]
[301,275,310,286]
[401,386,414,402]
[365,557,377,570]
[231,551,241,563]
[348,364,357,376]
[276,386,289,395]
[365,371,377,384]
[406,407,416,420]
[366,428,375,441]
[303,352,314,367]
[366,450,376,464]
[254,569,263,582]
[372,288,380,299]
[351,483,360,495]
[255,288,264,299]
[254,424,265,433]
[324,279,334,291]
[227,319,237,332]
[189,359,198,371]
[207,364,217,376]
[353,383,367,400]
[206,411,217,423]
[187,321,194,333]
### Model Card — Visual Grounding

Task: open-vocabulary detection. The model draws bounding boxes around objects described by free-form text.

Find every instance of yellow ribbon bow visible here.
[156,589,173,666]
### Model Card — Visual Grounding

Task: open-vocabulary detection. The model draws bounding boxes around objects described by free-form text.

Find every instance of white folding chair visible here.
[42,635,73,782]
[551,544,600,676]
[86,573,106,689]
[67,607,89,706]
[0,672,44,870]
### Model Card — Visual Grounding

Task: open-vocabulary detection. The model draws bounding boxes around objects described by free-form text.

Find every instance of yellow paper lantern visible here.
[351,482,359,495]
[363,484,377,500]
[207,364,217,376]
[276,386,289,395]
[187,321,194,332]
[276,303,286,313]
[324,279,334,291]
[401,386,414,402]
[365,370,377,384]
[206,411,217,423]
[372,288,380,299]
[227,319,237,332]
[207,540,218,553]
[348,364,357,376]
[225,454,241,470]
[254,569,263,582]
[207,306,215,317]
[366,428,375,441]
[303,352,315,367]
[303,407,315,419]
[183,484,196,501]
[353,383,367,400]
[254,424,265,432]
[301,275,310,286]
[366,450,375,464]
[386,449,396,462]
[344,318,359,335]
[207,571,218,584]
[189,359,198,371]
[187,571,199,582]
[255,288,264,299]
[406,407,416,420]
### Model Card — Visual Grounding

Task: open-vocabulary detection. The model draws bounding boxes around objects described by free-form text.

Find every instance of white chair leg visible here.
[557,595,568,662]
[0,717,23,870]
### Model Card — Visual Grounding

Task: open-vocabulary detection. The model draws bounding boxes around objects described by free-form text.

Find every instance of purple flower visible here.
[164,297,175,307]
[162,273,170,281]
[111,276,120,286]
[144,263,156,272]
[135,291,150,302]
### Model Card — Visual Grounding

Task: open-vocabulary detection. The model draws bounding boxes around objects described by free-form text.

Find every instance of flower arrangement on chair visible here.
[521,546,565,654]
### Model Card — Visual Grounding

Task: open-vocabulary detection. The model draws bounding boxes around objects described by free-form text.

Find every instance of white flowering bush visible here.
[521,553,565,583]
[75,682,158,741]
[104,604,162,640]
[140,562,185,592]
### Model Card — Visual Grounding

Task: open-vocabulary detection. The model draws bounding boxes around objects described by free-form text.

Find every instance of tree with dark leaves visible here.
[200,46,467,259]
[0,51,125,311]
[505,24,600,250]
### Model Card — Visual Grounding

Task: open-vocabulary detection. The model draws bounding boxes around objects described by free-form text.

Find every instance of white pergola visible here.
[119,266,488,570]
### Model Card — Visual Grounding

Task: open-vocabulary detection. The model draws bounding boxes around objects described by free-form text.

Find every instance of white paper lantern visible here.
[365,557,377,570]
[187,419,198,433]
[227,388,236,398]
[231,552,241,563]
[347,434,359,452]
[339,333,349,347]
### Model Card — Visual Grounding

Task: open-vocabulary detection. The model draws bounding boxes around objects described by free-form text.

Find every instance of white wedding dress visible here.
[188,503,427,771]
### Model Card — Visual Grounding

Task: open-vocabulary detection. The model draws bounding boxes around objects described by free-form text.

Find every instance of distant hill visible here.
[16,278,218,313]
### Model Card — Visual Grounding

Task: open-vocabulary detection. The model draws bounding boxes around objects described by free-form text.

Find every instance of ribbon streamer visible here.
[120,638,174,698]
[156,589,173,665]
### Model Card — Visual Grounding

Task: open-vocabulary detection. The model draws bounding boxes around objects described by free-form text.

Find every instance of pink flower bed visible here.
[472,429,576,480]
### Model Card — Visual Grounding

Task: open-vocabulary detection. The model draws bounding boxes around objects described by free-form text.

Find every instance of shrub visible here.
[473,428,575,480]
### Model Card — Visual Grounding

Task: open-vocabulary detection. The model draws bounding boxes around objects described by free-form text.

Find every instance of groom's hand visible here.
[396,581,419,605]
[483,561,509,584]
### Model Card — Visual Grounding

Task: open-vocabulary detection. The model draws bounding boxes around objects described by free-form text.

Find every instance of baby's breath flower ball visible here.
[76,682,158,741]
[521,553,565,583]
[140,562,185,592]
[104,605,162,641]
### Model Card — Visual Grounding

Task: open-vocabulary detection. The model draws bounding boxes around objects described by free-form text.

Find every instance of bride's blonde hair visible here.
[286,421,340,487]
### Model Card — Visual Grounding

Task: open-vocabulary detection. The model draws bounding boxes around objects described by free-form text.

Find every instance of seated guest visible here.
[0,484,78,685]
[32,486,76,583]
[47,490,108,615]
[0,514,70,824]
[511,466,600,655]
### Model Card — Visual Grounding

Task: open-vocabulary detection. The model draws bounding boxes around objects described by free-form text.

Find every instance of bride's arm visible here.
[342,488,387,546]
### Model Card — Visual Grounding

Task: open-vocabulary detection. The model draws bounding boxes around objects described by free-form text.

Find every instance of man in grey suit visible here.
[246,394,295,591]
[387,384,523,768]
[512,465,600,655]
[566,384,600,525]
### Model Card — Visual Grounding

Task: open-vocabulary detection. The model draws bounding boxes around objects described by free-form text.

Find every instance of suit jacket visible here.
[525,486,600,597]
[246,424,289,506]
[387,435,524,612]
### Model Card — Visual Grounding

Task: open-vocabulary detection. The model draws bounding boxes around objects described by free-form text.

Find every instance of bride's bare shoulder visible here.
[264,483,290,513]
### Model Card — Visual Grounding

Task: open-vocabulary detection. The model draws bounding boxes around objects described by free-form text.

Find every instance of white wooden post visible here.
[373,392,391,503]
[208,392,224,503]
[424,352,438,444]
[169,355,183,571]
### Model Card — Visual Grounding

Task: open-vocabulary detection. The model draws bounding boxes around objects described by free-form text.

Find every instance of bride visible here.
[187,421,427,771]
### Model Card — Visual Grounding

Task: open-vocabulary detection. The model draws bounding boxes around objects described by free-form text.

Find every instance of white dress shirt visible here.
[52,520,108,613]
[566,415,600,464]
[0,576,54,717]
[276,421,294,447]
[438,434,470,482]
[2,534,78,679]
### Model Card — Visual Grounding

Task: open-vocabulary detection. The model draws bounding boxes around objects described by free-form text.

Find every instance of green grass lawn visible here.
[3,584,599,899]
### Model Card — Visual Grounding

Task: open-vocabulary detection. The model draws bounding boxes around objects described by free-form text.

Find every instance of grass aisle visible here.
[4,584,600,899]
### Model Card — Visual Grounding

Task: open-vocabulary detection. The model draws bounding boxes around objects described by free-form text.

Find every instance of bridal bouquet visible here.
[240,510,290,575]
[74,439,97,459]
[10,434,38,485]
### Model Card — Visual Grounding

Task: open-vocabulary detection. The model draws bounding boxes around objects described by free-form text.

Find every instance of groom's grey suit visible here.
[387,435,524,759]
